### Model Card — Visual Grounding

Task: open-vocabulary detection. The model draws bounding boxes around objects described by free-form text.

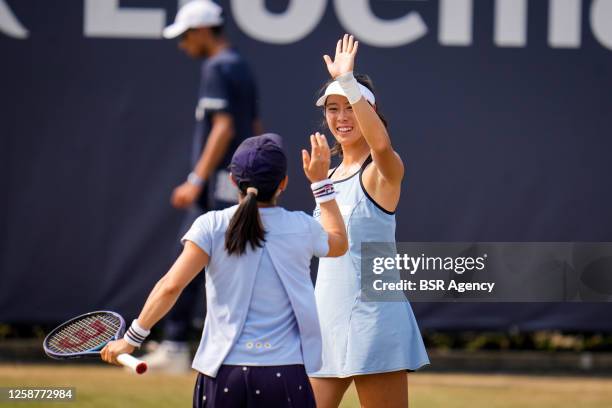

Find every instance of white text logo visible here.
[1,0,611,50]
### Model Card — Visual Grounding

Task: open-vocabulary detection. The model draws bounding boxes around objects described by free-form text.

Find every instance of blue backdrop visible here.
[1,0,612,329]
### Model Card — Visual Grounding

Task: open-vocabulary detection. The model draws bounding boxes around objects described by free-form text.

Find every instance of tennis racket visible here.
[43,310,147,374]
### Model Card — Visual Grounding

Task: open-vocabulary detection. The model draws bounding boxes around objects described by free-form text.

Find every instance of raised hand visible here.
[302,132,331,183]
[323,34,359,79]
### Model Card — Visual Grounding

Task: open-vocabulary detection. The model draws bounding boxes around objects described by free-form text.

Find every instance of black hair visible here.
[210,24,224,38]
[224,181,279,256]
[318,73,388,157]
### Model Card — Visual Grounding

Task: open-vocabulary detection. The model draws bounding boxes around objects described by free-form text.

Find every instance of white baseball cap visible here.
[315,80,376,107]
[163,0,224,39]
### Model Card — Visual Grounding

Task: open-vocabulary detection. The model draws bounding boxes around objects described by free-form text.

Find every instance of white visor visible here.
[315,81,376,107]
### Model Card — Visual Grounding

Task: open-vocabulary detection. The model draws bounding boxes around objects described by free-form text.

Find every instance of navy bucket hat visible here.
[229,133,287,200]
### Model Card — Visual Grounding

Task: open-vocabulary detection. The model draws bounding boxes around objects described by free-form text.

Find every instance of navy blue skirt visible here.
[193,364,316,408]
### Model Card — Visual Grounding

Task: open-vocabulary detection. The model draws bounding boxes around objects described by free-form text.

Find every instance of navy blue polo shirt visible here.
[193,48,258,207]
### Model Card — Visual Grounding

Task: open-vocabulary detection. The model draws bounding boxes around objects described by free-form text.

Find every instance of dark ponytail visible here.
[225,188,266,255]
[319,73,388,158]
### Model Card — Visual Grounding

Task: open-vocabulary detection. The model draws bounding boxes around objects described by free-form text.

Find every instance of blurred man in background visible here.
[143,0,262,373]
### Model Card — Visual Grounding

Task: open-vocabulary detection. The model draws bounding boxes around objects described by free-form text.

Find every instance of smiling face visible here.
[324,95,363,147]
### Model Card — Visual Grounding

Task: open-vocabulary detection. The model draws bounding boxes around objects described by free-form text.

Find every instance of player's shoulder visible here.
[276,207,309,219]
[272,208,319,231]
[215,205,240,222]
[194,205,239,229]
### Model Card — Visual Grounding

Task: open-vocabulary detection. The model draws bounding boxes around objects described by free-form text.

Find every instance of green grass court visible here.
[1,365,611,407]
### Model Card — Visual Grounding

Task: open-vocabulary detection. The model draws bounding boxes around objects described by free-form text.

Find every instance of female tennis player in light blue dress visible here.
[309,34,429,408]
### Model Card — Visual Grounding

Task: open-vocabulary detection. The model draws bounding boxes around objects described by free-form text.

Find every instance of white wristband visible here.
[311,179,336,204]
[123,319,150,348]
[316,192,337,204]
[187,172,204,187]
[123,333,142,348]
[311,179,333,190]
[130,319,151,337]
[336,72,362,105]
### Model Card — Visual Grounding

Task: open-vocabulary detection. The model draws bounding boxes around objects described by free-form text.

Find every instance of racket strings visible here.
[46,313,121,353]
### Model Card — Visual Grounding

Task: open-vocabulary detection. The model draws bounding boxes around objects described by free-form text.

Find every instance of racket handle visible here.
[117,353,147,374]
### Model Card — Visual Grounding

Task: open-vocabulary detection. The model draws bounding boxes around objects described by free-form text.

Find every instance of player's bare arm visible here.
[171,112,235,209]
[302,132,348,257]
[324,34,404,210]
[101,242,209,365]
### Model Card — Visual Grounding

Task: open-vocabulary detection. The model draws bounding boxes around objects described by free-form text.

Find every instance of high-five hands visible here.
[302,132,331,183]
[323,34,359,80]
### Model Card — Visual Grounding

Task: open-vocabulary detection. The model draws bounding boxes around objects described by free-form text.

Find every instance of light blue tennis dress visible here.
[311,157,429,377]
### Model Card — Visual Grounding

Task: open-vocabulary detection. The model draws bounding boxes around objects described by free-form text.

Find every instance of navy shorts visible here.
[193,364,316,408]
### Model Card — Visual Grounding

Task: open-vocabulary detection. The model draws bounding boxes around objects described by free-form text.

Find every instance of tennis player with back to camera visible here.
[101,133,347,407]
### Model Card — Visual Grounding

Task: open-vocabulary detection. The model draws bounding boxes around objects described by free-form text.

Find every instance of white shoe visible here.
[140,341,192,374]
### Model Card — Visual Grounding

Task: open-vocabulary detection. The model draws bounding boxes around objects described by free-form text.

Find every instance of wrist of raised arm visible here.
[187,172,205,187]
